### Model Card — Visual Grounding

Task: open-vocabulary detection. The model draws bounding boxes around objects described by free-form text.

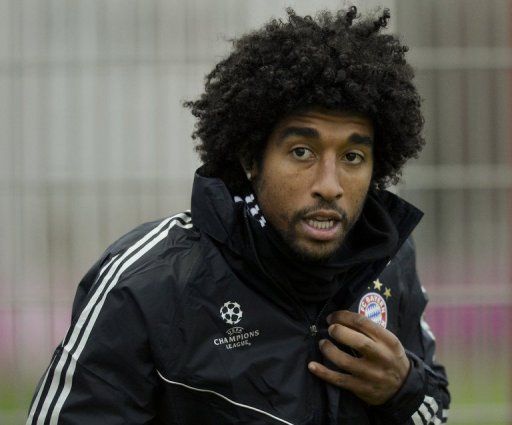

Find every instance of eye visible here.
[344,152,364,164]
[291,147,314,160]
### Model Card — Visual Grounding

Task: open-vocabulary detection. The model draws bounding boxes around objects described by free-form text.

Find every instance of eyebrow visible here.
[278,126,320,141]
[348,133,373,147]
[277,126,373,147]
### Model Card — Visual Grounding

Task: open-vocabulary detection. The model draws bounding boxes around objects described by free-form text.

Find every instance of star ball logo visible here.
[214,301,260,350]
[220,301,243,325]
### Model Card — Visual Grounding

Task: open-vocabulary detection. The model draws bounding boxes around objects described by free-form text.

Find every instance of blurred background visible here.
[0,0,510,423]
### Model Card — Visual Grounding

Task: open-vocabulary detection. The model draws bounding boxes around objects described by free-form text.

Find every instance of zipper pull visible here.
[309,324,318,337]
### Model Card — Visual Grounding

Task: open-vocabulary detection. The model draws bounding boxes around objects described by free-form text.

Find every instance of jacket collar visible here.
[191,168,423,258]
[191,170,243,249]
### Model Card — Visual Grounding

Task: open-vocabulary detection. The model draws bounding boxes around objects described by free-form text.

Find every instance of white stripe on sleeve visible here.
[29,213,191,425]
[412,411,426,425]
[411,395,442,425]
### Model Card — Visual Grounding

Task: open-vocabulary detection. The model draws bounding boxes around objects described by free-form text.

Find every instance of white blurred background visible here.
[1,1,511,423]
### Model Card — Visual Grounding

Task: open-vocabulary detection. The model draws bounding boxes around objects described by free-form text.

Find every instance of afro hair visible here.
[185,6,424,192]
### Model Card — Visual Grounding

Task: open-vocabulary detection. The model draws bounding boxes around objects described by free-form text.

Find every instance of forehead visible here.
[272,109,374,138]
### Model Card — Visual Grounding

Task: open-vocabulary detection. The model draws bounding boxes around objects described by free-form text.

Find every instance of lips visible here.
[303,210,342,226]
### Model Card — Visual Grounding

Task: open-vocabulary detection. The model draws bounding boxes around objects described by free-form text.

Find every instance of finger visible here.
[308,361,395,405]
[319,339,387,382]
[308,361,358,390]
[327,310,388,341]
[318,339,367,375]
[327,323,377,357]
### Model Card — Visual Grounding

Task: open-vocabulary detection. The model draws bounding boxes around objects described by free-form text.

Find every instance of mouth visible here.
[301,211,343,241]
[305,218,337,230]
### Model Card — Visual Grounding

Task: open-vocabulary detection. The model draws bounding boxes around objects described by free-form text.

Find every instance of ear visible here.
[240,159,258,182]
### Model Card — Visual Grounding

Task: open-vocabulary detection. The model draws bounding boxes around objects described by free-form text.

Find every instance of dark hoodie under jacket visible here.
[27,171,450,425]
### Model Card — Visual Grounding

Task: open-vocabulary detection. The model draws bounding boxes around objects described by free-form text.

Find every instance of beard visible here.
[273,198,366,263]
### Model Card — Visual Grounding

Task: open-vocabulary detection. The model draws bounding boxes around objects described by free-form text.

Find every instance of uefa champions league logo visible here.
[220,301,243,325]
[214,301,260,350]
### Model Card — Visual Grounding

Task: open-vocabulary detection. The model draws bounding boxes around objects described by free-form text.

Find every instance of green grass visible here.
[436,348,511,424]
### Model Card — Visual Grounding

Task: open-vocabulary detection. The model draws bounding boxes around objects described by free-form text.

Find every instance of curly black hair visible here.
[184,7,424,192]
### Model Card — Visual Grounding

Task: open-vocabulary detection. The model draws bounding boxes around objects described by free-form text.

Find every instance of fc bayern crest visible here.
[358,292,388,328]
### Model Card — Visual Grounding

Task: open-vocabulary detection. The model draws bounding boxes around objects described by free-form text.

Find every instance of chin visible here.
[290,242,340,263]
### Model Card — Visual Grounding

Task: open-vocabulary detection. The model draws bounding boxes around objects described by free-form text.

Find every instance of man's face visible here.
[250,109,374,262]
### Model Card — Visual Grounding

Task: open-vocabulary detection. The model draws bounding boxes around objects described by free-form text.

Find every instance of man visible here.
[27,7,450,424]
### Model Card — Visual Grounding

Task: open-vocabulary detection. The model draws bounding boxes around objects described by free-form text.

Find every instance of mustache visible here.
[293,200,349,224]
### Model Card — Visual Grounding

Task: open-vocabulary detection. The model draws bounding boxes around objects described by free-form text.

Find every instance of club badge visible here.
[358,292,388,328]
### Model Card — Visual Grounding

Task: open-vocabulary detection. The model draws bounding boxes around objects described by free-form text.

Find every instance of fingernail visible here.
[327,324,335,336]
[319,339,327,348]
[308,362,316,371]
[326,314,332,324]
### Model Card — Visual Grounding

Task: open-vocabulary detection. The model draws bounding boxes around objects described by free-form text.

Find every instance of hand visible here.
[308,310,410,405]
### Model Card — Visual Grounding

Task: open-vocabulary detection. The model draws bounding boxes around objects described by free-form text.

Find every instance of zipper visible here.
[242,209,316,332]
[309,324,318,337]
[309,258,390,338]
[312,301,333,333]
[243,207,392,338]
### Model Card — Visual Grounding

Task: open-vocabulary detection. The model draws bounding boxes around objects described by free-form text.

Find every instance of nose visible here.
[311,157,343,201]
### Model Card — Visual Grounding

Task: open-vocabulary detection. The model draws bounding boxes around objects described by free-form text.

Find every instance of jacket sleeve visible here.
[374,238,451,425]
[26,236,161,424]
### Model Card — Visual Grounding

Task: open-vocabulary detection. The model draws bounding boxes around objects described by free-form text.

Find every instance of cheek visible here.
[276,177,304,207]
[257,174,300,222]
[346,179,371,215]
[266,186,292,216]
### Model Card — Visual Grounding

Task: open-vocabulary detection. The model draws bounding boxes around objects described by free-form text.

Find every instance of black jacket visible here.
[27,172,450,425]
